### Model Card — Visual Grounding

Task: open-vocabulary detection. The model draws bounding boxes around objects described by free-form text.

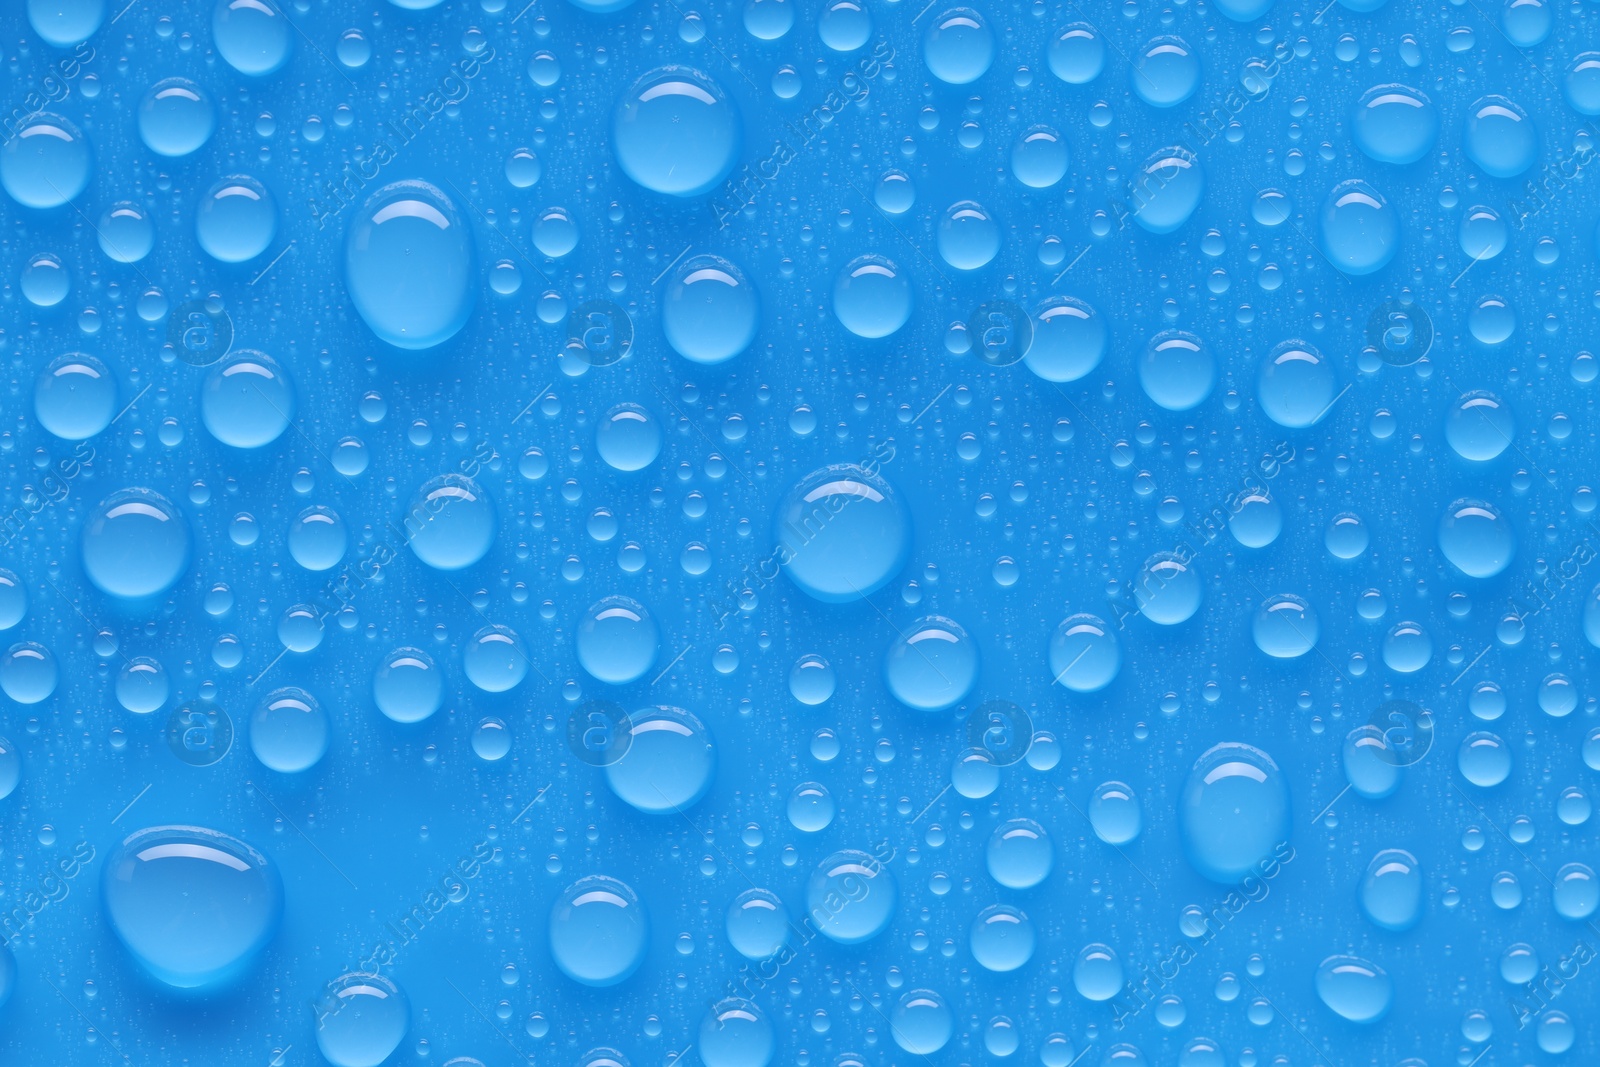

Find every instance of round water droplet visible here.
[776,464,911,603]
[1253,594,1318,658]
[1445,391,1512,461]
[1132,36,1199,108]
[937,200,1000,271]
[971,904,1034,972]
[373,648,442,724]
[1135,551,1202,625]
[1074,943,1124,1001]
[923,8,992,85]
[1459,205,1508,261]
[807,849,895,944]
[1,113,91,209]
[1131,147,1204,234]
[406,474,495,571]
[1228,492,1281,549]
[663,255,759,364]
[116,657,168,714]
[1140,330,1215,411]
[0,642,54,704]
[1502,0,1553,46]
[316,972,410,1067]
[789,654,836,705]
[1342,726,1400,799]
[577,596,660,684]
[28,0,105,46]
[139,78,215,158]
[287,506,346,571]
[788,781,835,832]
[201,349,293,449]
[1178,742,1290,883]
[987,818,1052,889]
[1464,95,1537,178]
[605,706,714,813]
[1257,339,1335,428]
[35,353,115,440]
[345,180,476,350]
[1553,862,1598,919]
[1048,613,1120,693]
[81,488,190,600]
[1025,296,1107,382]
[1315,955,1392,1024]
[874,169,915,214]
[1458,731,1511,787]
[1011,126,1068,189]
[817,0,871,51]
[1438,498,1514,578]
[1359,849,1422,931]
[1318,180,1398,276]
[102,825,282,989]
[250,688,329,773]
[613,67,739,197]
[726,888,788,960]
[1566,53,1600,115]
[596,403,662,473]
[1325,513,1369,559]
[464,625,528,693]
[1089,781,1142,844]
[744,0,793,39]
[0,571,22,632]
[213,0,293,76]
[1382,620,1432,672]
[471,718,511,761]
[1048,23,1104,83]
[699,999,774,1067]
[21,253,70,308]
[278,605,324,654]
[884,615,978,712]
[891,989,953,1054]
[196,175,277,263]
[549,876,648,987]
[833,255,913,339]
[98,201,154,263]
[1352,84,1438,164]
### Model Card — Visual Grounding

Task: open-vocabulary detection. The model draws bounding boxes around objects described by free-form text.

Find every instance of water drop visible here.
[833,255,912,338]
[605,706,715,813]
[250,688,330,773]
[102,825,282,989]
[775,464,911,603]
[549,876,648,986]
[196,175,277,263]
[663,255,759,364]
[806,849,896,944]
[1178,742,1290,883]
[345,181,476,350]
[81,488,190,600]
[613,67,740,197]
[406,474,495,571]
[373,648,442,724]
[577,596,660,684]
[1,114,91,209]
[317,973,410,1067]
[884,615,978,712]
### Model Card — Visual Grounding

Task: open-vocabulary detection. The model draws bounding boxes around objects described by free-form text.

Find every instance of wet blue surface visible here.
[0,0,1597,1065]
